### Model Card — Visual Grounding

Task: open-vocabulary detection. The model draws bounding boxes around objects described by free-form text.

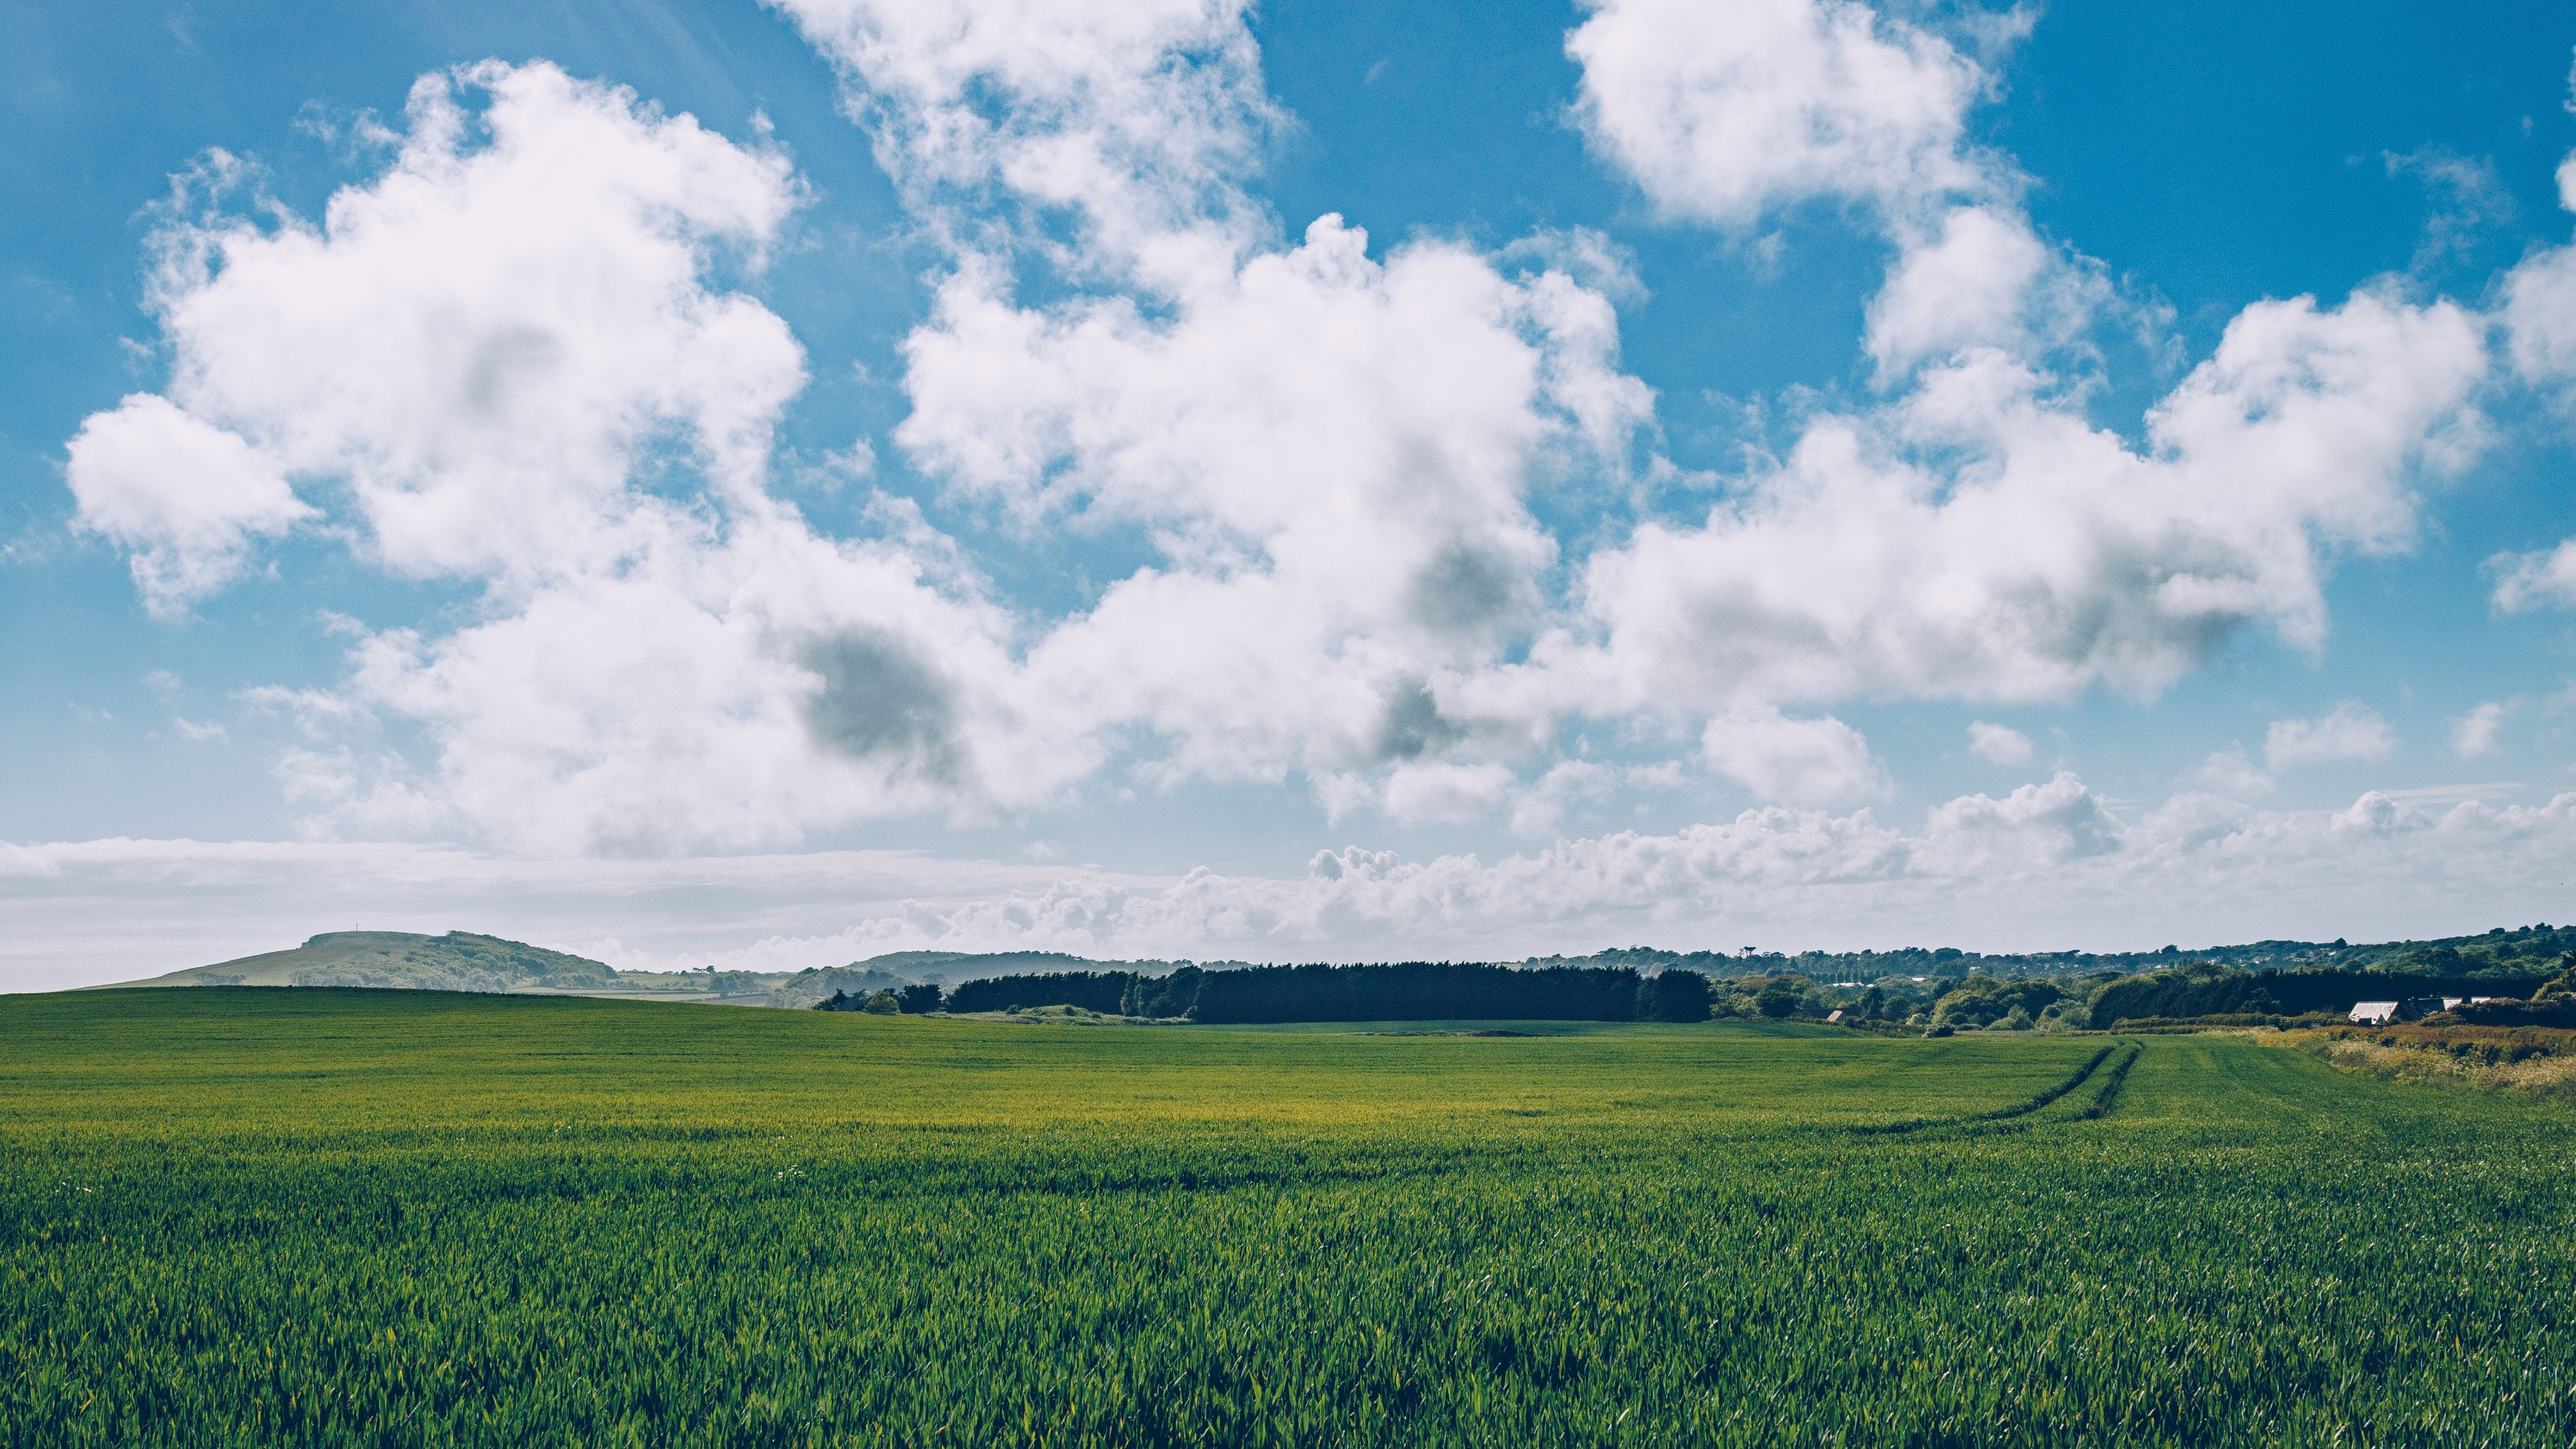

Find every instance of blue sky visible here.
[7,0,2576,986]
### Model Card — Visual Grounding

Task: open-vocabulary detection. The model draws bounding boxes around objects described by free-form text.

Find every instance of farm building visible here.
[2349,998,2449,1026]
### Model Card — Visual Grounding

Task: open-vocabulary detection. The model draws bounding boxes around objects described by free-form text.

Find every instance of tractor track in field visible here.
[1848,1041,2141,1139]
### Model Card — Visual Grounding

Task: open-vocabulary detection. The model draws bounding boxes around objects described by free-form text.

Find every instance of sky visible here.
[8,0,2576,988]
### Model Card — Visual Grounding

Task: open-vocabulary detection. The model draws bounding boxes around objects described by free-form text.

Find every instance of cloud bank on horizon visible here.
[17,0,2576,982]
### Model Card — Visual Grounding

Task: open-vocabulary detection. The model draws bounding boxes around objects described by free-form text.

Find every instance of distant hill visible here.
[106,933,981,1008]
[114,931,623,995]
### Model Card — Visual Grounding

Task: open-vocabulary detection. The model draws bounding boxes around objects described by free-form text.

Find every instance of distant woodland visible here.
[819,923,2576,1030]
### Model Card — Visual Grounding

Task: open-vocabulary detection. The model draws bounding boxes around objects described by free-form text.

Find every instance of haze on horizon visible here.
[7,0,2576,989]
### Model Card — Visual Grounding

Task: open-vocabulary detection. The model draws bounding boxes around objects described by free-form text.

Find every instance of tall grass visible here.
[5,989,2575,1444]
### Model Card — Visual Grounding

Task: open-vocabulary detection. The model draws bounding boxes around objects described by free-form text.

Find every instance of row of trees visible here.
[814,983,945,1014]
[2081,959,2565,1028]
[919,962,1713,1024]
[816,955,2576,1030]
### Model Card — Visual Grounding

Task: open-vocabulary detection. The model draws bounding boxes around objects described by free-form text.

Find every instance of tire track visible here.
[1849,1044,2116,1136]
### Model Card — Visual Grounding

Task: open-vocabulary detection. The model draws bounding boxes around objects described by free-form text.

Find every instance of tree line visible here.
[2081,959,2566,1028]
[873,962,1712,1024]
[814,954,2576,1031]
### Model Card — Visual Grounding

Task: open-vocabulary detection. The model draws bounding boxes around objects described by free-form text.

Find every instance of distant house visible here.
[2350,998,2447,1026]
[1825,1010,1845,1023]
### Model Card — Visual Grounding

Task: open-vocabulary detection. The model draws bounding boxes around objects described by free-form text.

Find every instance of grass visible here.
[2284,1022,2576,1099]
[6,989,2576,1444]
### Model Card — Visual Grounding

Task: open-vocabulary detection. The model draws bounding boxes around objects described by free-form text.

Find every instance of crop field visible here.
[6,991,2576,1445]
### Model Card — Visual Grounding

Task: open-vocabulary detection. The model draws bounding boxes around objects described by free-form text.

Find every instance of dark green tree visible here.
[1641,971,1712,1022]
[1754,979,1803,1019]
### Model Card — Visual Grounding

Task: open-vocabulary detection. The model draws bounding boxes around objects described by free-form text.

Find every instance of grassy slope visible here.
[5,990,2574,1444]
[111,932,786,1005]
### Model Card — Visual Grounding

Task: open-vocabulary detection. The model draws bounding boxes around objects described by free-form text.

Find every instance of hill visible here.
[107,933,961,1008]
[112,931,624,995]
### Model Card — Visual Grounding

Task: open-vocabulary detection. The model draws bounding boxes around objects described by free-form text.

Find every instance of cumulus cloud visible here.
[1862,205,2110,379]
[1566,0,2006,227]
[2492,541,2576,612]
[2186,747,2273,800]
[770,0,1279,293]
[2489,144,2576,612]
[1966,720,2033,765]
[2501,76,2576,401]
[1379,760,1519,825]
[133,62,808,584]
[2265,702,2397,771]
[58,0,2525,869]
[789,0,1655,798]
[918,219,1650,785]
[68,60,1075,853]
[2504,242,2576,403]
[2451,701,2506,759]
[1546,0,2488,732]
[1546,290,2485,715]
[66,394,311,614]
[1701,706,1885,806]
[2489,129,2576,614]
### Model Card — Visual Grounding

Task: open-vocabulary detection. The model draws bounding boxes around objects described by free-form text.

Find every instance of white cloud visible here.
[1701,706,1886,806]
[1864,205,2106,378]
[1380,760,1517,825]
[69,61,1078,854]
[2491,152,2576,607]
[2451,701,2506,759]
[1507,759,1624,837]
[769,0,1279,294]
[790,0,1656,795]
[1966,720,2033,765]
[2492,541,2576,612]
[2502,120,2576,407]
[1921,771,2122,871]
[65,394,310,615]
[1548,291,2485,716]
[2501,236,2576,402]
[332,524,1068,852]
[56,2,2522,888]
[912,219,1650,787]
[133,61,806,585]
[2265,702,2397,771]
[1565,0,2008,228]
[2186,747,2273,800]
[1550,0,2487,734]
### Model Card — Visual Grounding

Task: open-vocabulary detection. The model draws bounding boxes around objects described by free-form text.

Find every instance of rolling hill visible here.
[111,931,630,996]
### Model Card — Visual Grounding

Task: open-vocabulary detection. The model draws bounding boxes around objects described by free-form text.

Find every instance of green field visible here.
[5,991,2575,1445]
